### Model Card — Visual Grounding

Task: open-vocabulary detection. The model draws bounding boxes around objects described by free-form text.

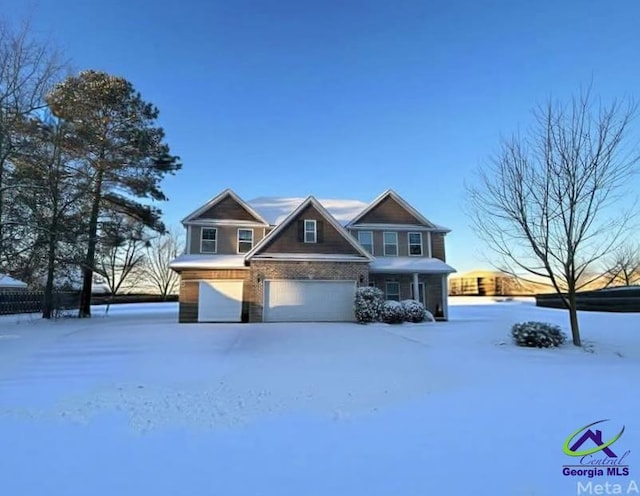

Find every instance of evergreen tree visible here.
[46,70,181,318]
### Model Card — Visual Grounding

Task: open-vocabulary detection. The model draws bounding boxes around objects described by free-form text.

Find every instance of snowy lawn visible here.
[0,298,638,495]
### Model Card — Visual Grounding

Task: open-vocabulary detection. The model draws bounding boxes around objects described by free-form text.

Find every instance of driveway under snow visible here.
[0,299,638,495]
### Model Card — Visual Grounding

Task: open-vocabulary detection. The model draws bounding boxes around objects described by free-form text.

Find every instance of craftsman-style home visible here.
[170,189,456,322]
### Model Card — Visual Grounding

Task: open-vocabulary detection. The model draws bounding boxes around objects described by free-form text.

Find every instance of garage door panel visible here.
[264,280,356,322]
[198,280,243,322]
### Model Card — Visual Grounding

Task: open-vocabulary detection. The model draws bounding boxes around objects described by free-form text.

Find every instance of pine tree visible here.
[46,70,181,317]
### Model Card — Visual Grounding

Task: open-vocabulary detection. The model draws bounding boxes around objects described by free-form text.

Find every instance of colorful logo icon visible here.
[563,420,625,458]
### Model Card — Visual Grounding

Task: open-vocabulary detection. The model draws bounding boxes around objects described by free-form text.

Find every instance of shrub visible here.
[354,286,384,323]
[511,321,567,348]
[381,300,405,324]
[401,299,429,323]
[423,309,435,322]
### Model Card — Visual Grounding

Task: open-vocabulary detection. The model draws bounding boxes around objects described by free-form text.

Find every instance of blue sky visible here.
[6,0,640,272]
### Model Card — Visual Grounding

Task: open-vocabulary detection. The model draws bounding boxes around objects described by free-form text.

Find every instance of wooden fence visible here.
[535,287,640,312]
[0,291,80,316]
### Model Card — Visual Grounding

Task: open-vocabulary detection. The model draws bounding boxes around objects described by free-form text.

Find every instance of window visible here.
[237,229,253,253]
[304,219,317,243]
[201,228,217,253]
[358,231,374,254]
[386,282,400,301]
[383,232,398,256]
[408,232,423,256]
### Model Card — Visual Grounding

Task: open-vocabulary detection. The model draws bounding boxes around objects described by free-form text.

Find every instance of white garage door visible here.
[263,280,356,322]
[198,280,244,322]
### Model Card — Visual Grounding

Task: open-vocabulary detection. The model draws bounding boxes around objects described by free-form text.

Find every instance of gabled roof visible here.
[248,197,367,226]
[245,196,374,261]
[0,273,27,288]
[181,188,269,225]
[346,189,438,229]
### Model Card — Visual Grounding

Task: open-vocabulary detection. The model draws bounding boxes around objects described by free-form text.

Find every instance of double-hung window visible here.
[383,232,398,256]
[408,232,423,256]
[304,220,317,243]
[201,228,217,253]
[358,231,374,254]
[385,282,400,301]
[237,229,253,253]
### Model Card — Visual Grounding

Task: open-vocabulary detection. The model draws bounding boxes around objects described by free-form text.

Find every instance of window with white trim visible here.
[358,231,374,254]
[408,232,423,256]
[385,282,400,301]
[304,219,317,243]
[201,228,217,253]
[237,228,253,253]
[383,232,398,256]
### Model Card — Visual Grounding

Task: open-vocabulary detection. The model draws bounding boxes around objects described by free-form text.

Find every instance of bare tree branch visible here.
[467,88,640,346]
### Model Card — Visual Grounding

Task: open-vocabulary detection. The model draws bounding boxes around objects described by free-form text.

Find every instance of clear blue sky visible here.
[5,0,640,272]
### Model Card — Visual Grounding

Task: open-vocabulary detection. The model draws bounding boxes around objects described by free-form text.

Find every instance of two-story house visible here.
[169,189,456,323]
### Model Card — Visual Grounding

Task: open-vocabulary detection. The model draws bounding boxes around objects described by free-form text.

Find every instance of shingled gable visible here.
[245,196,373,260]
[346,189,436,228]
[181,188,269,225]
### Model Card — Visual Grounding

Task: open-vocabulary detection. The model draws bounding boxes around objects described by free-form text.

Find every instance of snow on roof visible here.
[248,197,368,226]
[0,274,28,288]
[369,257,456,274]
[251,253,370,262]
[169,254,248,270]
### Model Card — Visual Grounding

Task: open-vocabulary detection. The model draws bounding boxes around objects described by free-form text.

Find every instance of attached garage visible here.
[263,280,357,322]
[198,280,244,322]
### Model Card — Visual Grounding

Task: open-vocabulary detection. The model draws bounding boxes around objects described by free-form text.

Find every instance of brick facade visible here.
[248,260,369,322]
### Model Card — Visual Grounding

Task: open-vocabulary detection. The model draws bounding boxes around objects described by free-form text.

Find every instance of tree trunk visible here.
[78,169,103,318]
[42,225,57,319]
[567,290,581,346]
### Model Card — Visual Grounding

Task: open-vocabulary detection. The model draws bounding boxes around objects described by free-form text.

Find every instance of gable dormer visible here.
[246,197,372,260]
[347,190,435,227]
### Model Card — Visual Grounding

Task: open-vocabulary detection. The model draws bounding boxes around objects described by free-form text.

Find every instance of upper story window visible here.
[408,232,423,256]
[237,228,254,253]
[358,231,373,254]
[201,228,217,253]
[383,232,398,256]
[304,219,317,243]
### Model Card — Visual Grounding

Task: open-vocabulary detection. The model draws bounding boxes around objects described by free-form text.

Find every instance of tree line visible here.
[0,19,182,318]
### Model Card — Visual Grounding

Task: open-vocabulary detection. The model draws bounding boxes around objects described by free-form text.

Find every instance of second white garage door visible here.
[263,280,357,322]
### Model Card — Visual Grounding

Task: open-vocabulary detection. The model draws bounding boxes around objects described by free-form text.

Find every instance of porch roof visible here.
[369,257,456,274]
[169,254,248,270]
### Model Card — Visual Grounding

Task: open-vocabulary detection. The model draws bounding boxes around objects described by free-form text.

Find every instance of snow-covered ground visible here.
[0,298,638,495]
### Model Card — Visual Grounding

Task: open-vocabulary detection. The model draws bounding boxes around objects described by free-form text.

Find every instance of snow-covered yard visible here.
[0,298,638,495]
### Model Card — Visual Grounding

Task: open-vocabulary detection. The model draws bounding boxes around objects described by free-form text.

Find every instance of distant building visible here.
[0,274,28,292]
[448,270,557,296]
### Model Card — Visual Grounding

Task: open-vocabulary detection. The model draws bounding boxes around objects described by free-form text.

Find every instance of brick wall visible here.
[248,260,369,322]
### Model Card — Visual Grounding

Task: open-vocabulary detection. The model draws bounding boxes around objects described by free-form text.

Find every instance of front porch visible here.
[368,272,450,320]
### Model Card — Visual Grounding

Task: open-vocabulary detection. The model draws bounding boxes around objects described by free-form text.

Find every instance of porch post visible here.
[413,273,419,303]
[441,274,449,320]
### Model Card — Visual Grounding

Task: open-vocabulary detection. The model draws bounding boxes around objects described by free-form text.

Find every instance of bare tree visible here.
[0,18,65,265]
[143,227,183,300]
[602,243,640,287]
[468,90,639,346]
[94,216,149,297]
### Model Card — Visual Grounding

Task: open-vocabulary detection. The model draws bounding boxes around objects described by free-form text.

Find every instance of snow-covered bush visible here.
[511,321,567,348]
[401,299,429,323]
[381,300,405,324]
[424,310,435,322]
[354,286,384,323]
